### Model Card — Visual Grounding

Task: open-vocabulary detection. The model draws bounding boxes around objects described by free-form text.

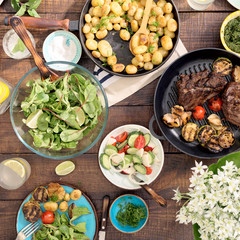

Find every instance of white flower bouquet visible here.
[173,152,240,240]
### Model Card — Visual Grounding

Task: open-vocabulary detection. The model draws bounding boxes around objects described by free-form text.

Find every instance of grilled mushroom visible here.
[232,65,240,82]
[162,113,182,128]
[22,200,42,223]
[171,105,185,118]
[47,182,65,202]
[32,186,49,203]
[68,203,77,219]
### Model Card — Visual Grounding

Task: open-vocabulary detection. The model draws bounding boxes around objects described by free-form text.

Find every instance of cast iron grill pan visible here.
[154,48,240,159]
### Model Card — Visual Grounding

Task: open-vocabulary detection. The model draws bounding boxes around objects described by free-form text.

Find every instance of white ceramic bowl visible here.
[98,124,164,190]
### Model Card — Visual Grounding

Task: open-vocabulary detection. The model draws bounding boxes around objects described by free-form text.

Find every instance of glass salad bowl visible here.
[10,61,108,160]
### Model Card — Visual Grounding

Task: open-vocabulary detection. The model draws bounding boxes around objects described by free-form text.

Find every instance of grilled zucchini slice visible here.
[181,123,199,142]
[206,135,223,153]
[32,186,49,203]
[197,125,216,146]
[213,57,233,76]
[219,130,235,148]
[22,200,42,223]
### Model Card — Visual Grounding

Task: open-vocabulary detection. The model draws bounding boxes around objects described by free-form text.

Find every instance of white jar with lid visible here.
[0,77,14,114]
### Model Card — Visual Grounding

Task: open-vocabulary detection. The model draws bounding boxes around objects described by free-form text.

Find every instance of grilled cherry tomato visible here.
[192,106,205,120]
[41,211,55,224]
[145,166,153,175]
[144,146,153,152]
[118,144,130,153]
[115,131,127,143]
[134,135,146,149]
[208,96,222,112]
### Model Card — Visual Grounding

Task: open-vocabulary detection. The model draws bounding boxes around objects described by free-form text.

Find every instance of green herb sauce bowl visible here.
[109,194,149,234]
[10,61,108,160]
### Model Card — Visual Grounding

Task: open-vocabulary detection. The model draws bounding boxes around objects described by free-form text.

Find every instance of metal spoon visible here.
[10,16,59,80]
[129,0,153,55]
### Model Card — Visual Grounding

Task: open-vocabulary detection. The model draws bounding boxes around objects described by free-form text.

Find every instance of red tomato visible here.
[115,131,128,143]
[208,96,222,112]
[118,144,130,153]
[145,166,153,175]
[134,135,145,149]
[41,211,55,224]
[192,106,205,120]
[144,146,153,152]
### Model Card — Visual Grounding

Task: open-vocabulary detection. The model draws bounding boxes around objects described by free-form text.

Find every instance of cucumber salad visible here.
[100,130,160,185]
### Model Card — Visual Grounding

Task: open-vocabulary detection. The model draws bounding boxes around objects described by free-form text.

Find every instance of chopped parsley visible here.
[154,32,162,40]
[96,15,116,30]
[147,45,155,53]
[152,21,159,27]
[50,193,58,202]
[122,14,130,22]
[151,11,156,17]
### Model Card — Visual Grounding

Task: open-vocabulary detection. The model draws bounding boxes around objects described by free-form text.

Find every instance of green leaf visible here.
[11,0,20,11]
[28,0,42,9]
[70,207,91,225]
[74,222,87,233]
[60,129,83,143]
[37,113,49,131]
[15,3,27,16]
[193,223,201,240]
[60,213,69,225]
[59,224,70,238]
[28,8,41,17]
[12,38,26,53]
[84,84,97,102]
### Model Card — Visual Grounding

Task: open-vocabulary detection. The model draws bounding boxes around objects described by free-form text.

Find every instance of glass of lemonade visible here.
[187,0,214,10]
[0,158,31,190]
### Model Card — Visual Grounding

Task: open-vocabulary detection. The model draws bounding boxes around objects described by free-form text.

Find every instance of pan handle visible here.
[5,16,70,30]
[149,115,165,140]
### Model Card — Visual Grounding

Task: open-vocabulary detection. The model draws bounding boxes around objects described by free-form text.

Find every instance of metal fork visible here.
[16,222,40,240]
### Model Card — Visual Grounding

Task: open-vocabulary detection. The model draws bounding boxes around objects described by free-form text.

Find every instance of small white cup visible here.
[187,0,214,10]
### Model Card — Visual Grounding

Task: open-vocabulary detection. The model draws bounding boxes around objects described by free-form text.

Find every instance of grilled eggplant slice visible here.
[219,130,235,148]
[213,57,233,76]
[206,135,223,153]
[32,186,49,203]
[182,123,199,142]
[232,65,240,82]
[22,200,42,223]
[198,125,216,146]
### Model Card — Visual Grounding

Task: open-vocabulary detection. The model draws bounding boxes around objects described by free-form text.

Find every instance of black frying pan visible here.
[150,48,240,159]
[5,0,180,77]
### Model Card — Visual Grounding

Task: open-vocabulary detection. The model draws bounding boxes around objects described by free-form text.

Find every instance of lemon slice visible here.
[3,159,25,178]
[73,106,85,126]
[0,81,10,104]
[55,161,75,176]
[26,109,43,129]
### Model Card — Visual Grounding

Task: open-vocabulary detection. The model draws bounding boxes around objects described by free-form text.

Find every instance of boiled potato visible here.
[110,2,122,15]
[122,1,130,11]
[111,16,121,24]
[143,52,152,62]
[91,27,98,34]
[131,20,139,32]
[89,7,94,16]
[112,63,125,72]
[157,0,167,8]
[92,50,101,58]
[92,0,104,7]
[149,32,159,44]
[139,34,148,45]
[107,22,113,30]
[157,15,167,28]
[164,27,175,38]
[120,19,128,28]
[93,6,103,17]
[158,47,169,57]
[107,55,117,65]
[86,39,98,50]
[59,201,68,212]
[64,193,70,201]
[167,18,178,32]
[44,201,58,212]
[128,5,137,16]
[82,23,91,34]
[126,64,138,74]
[113,23,121,31]
[134,8,143,20]
[163,2,173,13]
[152,6,163,16]
[85,14,92,23]
[144,62,154,70]
[164,13,174,22]
[161,35,173,50]
[148,16,156,25]
[149,25,157,32]
[96,29,108,39]
[156,27,164,37]
[148,43,158,53]
[70,189,82,200]
[91,17,100,27]
[120,29,131,41]
[102,4,111,16]
[85,32,95,39]
[152,51,163,65]
[133,45,148,55]
[135,54,144,62]
[98,40,113,57]
[140,0,146,6]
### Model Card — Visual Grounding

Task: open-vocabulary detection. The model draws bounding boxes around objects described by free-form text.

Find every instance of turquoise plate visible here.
[16,184,98,240]
[109,194,149,234]
[227,0,240,9]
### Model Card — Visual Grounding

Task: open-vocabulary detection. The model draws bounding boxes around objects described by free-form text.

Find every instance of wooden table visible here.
[0,0,236,239]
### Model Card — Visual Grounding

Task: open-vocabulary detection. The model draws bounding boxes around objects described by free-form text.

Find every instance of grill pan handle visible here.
[149,116,165,140]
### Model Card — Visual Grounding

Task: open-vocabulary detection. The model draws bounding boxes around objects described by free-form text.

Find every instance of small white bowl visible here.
[98,124,164,190]
[43,30,82,71]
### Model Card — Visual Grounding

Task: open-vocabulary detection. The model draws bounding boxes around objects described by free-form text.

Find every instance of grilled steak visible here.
[222,82,240,127]
[176,69,228,110]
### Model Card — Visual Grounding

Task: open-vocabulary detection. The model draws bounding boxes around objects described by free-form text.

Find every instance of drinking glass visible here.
[0,158,31,190]
[187,0,214,10]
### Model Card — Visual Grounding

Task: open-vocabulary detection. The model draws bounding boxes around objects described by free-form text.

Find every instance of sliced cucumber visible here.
[127,147,139,155]
[148,151,155,164]
[128,132,140,147]
[100,153,111,170]
[134,164,147,175]
[111,154,123,166]
[124,155,133,164]
[117,139,128,150]
[104,145,118,156]
[133,154,142,164]
[143,133,151,147]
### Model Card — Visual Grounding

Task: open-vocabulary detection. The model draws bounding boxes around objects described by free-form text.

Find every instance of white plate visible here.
[227,0,240,9]
[98,124,164,190]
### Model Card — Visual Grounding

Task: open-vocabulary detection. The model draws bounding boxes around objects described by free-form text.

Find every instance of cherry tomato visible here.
[192,106,206,120]
[118,144,130,153]
[134,135,146,149]
[41,211,55,224]
[144,146,153,152]
[115,131,128,143]
[208,96,222,112]
[145,166,153,175]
